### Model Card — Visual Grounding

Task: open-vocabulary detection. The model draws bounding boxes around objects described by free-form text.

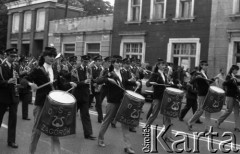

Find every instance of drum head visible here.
[210,86,225,93]
[49,90,76,104]
[126,90,145,100]
[166,87,184,94]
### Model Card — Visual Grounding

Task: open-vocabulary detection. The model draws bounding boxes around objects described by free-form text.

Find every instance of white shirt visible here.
[43,63,54,82]
[114,68,122,83]
[201,70,208,79]
[158,69,165,82]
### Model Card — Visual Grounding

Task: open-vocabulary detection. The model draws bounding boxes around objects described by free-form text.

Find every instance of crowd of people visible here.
[0,46,239,154]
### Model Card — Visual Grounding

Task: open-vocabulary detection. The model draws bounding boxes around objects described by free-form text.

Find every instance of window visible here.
[63,44,75,58]
[127,0,142,22]
[36,9,45,31]
[175,0,195,19]
[86,43,100,58]
[167,38,200,71]
[23,11,32,32]
[123,43,143,61]
[233,0,240,14]
[12,13,20,33]
[150,0,167,20]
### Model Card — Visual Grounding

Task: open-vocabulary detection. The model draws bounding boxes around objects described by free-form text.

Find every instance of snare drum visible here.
[115,90,145,127]
[160,87,184,118]
[37,90,76,137]
[202,86,225,113]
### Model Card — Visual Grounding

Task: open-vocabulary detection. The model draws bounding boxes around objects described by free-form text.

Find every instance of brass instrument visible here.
[86,65,92,94]
[13,64,19,97]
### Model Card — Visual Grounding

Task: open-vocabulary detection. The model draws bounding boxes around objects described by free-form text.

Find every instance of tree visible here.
[59,0,113,16]
[0,0,18,51]
[80,0,113,16]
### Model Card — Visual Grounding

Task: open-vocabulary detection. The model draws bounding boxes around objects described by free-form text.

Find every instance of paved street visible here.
[1,99,240,154]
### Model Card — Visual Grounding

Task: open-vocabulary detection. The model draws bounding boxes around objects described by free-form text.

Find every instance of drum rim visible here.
[48,90,76,105]
[126,90,145,100]
[209,86,225,93]
[166,87,184,94]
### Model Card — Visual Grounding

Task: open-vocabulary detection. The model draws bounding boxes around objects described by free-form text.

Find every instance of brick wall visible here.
[112,0,212,66]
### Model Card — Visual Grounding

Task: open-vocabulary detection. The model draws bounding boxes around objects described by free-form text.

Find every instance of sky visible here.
[105,0,115,6]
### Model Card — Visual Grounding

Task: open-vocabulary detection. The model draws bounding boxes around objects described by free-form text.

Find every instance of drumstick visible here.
[37,80,56,90]
[62,86,76,96]
[66,86,75,93]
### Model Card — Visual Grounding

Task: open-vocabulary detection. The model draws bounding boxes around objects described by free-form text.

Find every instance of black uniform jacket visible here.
[190,71,214,96]
[71,65,90,103]
[146,71,168,100]
[94,70,137,104]
[223,74,240,98]
[26,66,71,107]
[0,61,19,104]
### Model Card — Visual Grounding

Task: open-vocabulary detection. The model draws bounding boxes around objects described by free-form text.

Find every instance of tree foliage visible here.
[0,0,18,50]
[0,0,113,50]
[59,0,114,16]
[80,0,113,16]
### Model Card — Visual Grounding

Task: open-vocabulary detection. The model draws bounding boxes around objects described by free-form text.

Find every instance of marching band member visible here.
[215,65,240,132]
[187,60,215,132]
[67,56,77,72]
[95,55,140,154]
[145,58,174,143]
[90,55,104,123]
[0,48,19,148]
[179,69,202,124]
[99,56,111,103]
[71,55,96,140]
[19,56,32,120]
[27,47,76,154]
[122,58,138,133]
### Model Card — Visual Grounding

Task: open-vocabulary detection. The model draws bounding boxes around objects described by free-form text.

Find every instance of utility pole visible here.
[64,0,69,18]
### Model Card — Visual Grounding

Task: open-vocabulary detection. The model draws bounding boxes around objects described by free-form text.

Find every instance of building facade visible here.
[208,0,240,76]
[111,0,212,72]
[48,14,113,59]
[6,0,84,57]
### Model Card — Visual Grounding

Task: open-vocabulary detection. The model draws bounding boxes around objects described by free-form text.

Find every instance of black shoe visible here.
[22,118,31,120]
[129,128,137,133]
[85,135,96,140]
[195,120,202,124]
[8,142,18,148]
[98,120,102,123]
[111,123,116,128]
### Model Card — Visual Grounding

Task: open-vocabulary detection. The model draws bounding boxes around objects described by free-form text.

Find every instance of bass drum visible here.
[160,87,184,118]
[37,90,76,137]
[115,90,145,127]
[202,86,225,113]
